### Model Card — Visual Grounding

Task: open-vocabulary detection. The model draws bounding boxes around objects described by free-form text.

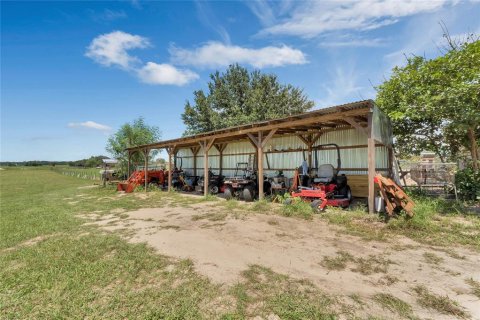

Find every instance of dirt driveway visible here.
[84,200,480,319]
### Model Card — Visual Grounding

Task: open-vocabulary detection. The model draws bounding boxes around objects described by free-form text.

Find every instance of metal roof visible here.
[127,99,374,152]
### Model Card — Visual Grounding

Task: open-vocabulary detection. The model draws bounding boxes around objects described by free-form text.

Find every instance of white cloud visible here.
[86,31,199,86]
[246,0,276,26]
[68,121,112,131]
[137,62,199,86]
[85,30,150,69]
[258,0,452,38]
[90,9,127,22]
[169,41,308,68]
[316,64,373,108]
[319,37,386,48]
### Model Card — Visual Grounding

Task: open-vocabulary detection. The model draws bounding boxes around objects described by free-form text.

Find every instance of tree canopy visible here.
[181,64,314,135]
[106,117,161,174]
[376,38,479,170]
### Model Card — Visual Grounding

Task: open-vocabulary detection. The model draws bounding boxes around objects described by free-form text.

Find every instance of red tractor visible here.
[291,144,352,211]
[117,169,165,193]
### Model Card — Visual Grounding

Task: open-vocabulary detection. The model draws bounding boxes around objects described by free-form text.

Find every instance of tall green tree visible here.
[182,64,314,135]
[106,117,161,174]
[376,38,480,170]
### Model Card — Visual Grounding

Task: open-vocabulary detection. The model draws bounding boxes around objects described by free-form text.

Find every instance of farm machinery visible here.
[290,143,352,211]
[196,169,225,194]
[224,160,271,202]
[117,169,166,193]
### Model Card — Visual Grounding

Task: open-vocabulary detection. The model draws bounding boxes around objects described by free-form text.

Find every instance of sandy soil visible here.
[83,202,480,319]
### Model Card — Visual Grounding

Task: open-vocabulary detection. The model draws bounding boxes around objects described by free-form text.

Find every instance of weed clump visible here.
[373,293,413,318]
[281,198,313,220]
[413,285,467,318]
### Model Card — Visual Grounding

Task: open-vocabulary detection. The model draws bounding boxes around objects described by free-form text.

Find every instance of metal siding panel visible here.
[176,129,388,178]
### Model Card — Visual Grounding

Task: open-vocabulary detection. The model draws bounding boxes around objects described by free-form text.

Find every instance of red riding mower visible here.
[291,144,352,211]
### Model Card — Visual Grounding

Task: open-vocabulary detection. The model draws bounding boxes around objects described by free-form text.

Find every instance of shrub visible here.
[455,167,480,201]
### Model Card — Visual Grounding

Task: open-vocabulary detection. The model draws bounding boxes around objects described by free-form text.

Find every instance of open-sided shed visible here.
[126,100,394,213]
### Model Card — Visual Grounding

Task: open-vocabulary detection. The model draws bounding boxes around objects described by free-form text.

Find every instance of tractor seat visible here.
[314,164,335,183]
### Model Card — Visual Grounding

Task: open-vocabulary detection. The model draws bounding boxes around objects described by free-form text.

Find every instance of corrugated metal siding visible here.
[175,127,388,179]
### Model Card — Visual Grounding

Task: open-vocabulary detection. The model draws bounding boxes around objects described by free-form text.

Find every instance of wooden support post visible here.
[127,151,131,178]
[166,146,175,191]
[214,144,227,176]
[297,132,322,170]
[200,139,215,197]
[367,112,376,213]
[249,129,277,200]
[388,147,394,178]
[257,131,264,199]
[190,146,200,177]
[144,148,148,192]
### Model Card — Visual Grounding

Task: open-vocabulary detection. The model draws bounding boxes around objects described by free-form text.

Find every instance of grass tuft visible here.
[373,293,413,318]
[465,278,480,298]
[412,285,467,318]
[321,251,354,271]
[281,200,313,220]
[423,252,444,265]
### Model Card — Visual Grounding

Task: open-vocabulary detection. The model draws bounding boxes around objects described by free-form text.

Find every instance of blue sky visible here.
[1,0,479,161]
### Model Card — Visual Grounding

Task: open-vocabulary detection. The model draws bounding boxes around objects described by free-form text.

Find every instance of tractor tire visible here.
[224,186,234,200]
[311,200,325,212]
[210,185,219,194]
[243,185,255,202]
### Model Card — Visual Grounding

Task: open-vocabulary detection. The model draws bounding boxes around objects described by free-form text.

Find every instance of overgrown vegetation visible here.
[455,166,480,201]
[319,196,480,249]
[376,34,479,166]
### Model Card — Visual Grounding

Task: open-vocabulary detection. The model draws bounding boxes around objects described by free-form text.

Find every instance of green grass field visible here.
[1,167,478,319]
[50,166,102,181]
[0,168,339,319]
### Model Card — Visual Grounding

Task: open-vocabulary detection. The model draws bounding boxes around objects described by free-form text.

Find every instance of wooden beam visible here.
[344,117,368,136]
[296,134,310,146]
[127,107,371,152]
[261,129,277,148]
[166,146,176,191]
[246,133,260,148]
[214,143,228,175]
[367,112,376,213]
[144,148,148,192]
[127,151,131,178]
[257,131,264,200]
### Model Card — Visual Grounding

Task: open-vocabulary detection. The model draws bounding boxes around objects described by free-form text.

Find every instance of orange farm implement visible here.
[117,170,165,193]
[374,173,415,217]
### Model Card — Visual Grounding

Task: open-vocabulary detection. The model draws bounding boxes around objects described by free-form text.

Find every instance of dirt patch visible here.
[85,204,480,319]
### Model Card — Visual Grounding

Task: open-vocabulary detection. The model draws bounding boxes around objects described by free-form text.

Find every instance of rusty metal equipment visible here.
[117,169,165,193]
[374,173,415,217]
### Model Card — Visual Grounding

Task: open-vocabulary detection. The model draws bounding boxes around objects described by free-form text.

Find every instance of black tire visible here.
[243,185,255,202]
[311,200,323,212]
[263,181,272,196]
[343,186,352,208]
[224,186,234,200]
[210,185,219,194]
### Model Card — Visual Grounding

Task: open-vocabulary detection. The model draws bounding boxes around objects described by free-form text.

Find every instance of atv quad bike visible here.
[223,162,271,202]
[196,170,224,194]
[291,143,352,211]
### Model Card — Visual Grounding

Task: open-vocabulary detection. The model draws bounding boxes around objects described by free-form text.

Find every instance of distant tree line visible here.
[1,155,109,168]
